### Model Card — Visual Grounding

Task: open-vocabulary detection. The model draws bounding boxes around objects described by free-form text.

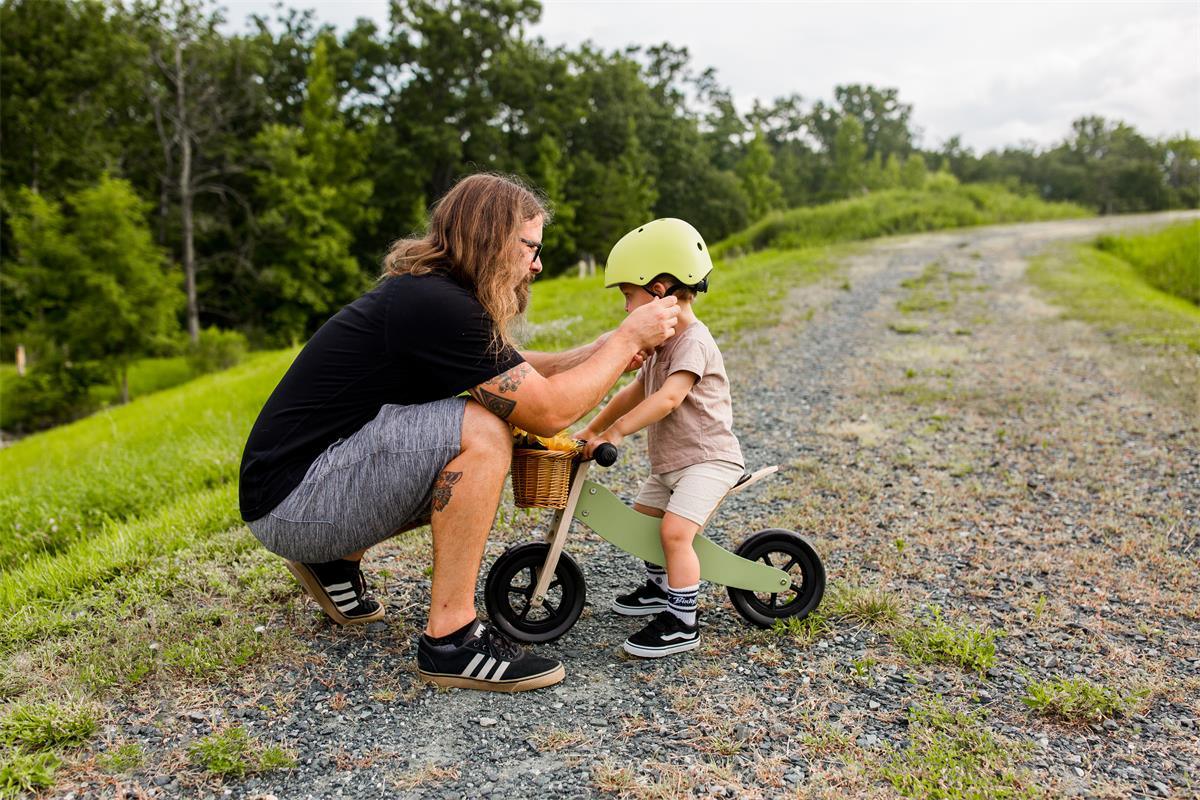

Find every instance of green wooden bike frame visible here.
[527,459,790,611]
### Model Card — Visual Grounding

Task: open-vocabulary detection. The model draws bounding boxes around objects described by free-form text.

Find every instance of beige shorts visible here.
[634,460,746,526]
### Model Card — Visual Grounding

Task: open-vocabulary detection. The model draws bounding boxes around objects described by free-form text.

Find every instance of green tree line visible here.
[1,0,1196,427]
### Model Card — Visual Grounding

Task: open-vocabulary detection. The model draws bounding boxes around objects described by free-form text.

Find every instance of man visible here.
[239,174,679,692]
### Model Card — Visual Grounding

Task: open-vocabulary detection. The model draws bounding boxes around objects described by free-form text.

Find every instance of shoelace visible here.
[479,624,524,661]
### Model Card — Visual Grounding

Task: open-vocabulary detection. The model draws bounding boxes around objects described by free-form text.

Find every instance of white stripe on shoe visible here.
[490,661,510,681]
[324,581,353,592]
[461,653,486,678]
[335,599,360,612]
[329,590,357,603]
[476,657,496,679]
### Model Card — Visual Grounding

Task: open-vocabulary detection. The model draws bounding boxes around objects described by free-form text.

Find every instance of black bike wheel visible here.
[484,542,586,643]
[727,529,825,628]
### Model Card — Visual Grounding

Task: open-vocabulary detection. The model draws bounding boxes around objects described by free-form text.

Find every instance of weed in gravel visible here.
[186,726,295,777]
[97,741,145,773]
[879,699,1039,800]
[592,759,638,793]
[0,747,60,799]
[1022,676,1145,723]
[889,320,928,335]
[0,699,98,751]
[894,606,998,675]
[392,762,461,791]
[828,583,902,628]
[530,726,588,752]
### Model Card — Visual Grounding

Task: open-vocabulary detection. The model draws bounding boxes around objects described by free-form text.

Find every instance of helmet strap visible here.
[643,277,708,299]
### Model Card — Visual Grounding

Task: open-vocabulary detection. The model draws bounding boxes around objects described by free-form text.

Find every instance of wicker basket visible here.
[511,448,577,509]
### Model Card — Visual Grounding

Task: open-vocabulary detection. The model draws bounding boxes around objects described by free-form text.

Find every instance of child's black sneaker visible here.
[417,620,565,692]
[285,558,385,625]
[611,580,669,616]
[623,610,700,658]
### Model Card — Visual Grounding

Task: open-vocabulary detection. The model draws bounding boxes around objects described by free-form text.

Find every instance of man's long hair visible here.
[382,173,550,352]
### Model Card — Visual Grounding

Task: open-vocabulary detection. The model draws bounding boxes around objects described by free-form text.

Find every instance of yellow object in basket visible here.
[511,426,581,453]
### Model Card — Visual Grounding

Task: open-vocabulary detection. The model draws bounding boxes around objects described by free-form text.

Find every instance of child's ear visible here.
[650,280,668,297]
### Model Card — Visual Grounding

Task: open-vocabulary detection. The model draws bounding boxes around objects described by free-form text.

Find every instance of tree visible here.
[252,35,377,340]
[7,177,180,402]
[826,115,868,198]
[0,0,144,196]
[901,154,928,189]
[736,128,784,220]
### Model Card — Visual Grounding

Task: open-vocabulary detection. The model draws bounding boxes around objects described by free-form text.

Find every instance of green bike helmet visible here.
[604,218,713,295]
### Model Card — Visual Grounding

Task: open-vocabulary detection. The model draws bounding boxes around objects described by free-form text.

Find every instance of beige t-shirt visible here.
[640,320,744,474]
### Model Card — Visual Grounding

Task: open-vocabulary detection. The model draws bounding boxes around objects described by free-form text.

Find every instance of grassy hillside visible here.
[1028,232,1200,354]
[712,181,1091,257]
[1094,220,1200,305]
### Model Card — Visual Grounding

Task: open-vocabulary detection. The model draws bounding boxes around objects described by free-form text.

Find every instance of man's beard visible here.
[515,276,532,314]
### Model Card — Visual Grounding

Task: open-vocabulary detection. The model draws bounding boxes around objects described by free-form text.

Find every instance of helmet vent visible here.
[696,242,703,251]
[638,228,644,233]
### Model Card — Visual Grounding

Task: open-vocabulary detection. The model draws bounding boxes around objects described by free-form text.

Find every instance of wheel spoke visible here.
[543,599,558,616]
[517,602,532,621]
[782,556,798,573]
[548,579,561,592]
[769,593,778,609]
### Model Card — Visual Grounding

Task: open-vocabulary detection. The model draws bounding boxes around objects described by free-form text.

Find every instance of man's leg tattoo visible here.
[432,470,463,512]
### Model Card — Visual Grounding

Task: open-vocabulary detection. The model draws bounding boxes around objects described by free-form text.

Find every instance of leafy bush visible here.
[713,183,1090,257]
[1022,676,1144,723]
[0,357,102,433]
[1095,221,1200,305]
[187,327,248,375]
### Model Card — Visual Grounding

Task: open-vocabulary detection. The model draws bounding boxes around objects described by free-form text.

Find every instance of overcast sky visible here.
[220,1,1199,152]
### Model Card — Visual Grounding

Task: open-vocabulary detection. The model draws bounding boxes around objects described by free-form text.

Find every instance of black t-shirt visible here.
[238,273,524,521]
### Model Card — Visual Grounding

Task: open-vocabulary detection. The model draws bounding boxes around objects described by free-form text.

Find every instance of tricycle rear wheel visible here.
[484,542,585,643]
[727,529,825,627]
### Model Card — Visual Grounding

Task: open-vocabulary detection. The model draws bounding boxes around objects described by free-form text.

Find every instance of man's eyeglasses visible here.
[519,237,543,264]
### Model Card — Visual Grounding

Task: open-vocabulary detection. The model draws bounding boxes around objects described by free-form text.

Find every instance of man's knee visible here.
[461,400,513,464]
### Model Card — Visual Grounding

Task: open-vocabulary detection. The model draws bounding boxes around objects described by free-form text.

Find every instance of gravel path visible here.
[99,212,1198,800]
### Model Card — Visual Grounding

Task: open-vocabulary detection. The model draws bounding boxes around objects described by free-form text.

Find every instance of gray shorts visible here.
[246,398,466,563]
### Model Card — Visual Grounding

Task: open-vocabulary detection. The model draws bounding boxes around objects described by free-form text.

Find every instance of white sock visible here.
[666,583,699,626]
[644,561,667,590]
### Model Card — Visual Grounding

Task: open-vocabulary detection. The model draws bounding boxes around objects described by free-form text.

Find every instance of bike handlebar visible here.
[594,443,618,467]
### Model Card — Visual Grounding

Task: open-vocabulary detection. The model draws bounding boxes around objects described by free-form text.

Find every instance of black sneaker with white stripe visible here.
[417,620,565,692]
[611,580,669,616]
[285,559,385,625]
[623,610,700,658]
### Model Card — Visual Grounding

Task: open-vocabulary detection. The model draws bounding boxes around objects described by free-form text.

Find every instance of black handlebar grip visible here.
[594,443,618,467]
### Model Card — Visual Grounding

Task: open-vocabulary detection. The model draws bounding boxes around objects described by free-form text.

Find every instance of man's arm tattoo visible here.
[468,386,516,419]
[496,363,531,393]
[432,470,463,512]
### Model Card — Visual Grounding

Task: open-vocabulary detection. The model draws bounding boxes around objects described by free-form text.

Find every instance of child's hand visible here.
[624,349,650,373]
[583,429,624,459]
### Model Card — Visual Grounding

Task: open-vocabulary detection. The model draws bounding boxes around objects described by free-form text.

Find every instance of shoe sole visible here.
[418,664,565,692]
[285,560,386,626]
[623,638,700,658]
[611,599,669,617]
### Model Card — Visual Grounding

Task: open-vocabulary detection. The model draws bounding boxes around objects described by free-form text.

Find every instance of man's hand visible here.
[618,296,679,353]
[582,427,624,460]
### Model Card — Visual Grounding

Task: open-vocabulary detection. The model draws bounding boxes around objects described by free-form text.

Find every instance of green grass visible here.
[712,182,1090,257]
[0,700,97,750]
[894,606,999,675]
[1022,676,1144,723]
[0,748,60,799]
[187,726,295,777]
[1029,243,1200,353]
[879,700,1038,800]
[0,349,296,571]
[1095,221,1200,305]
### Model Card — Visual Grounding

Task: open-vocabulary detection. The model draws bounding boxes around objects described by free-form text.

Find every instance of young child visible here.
[579,218,744,658]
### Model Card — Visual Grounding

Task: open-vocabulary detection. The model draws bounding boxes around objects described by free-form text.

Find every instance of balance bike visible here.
[484,444,826,643]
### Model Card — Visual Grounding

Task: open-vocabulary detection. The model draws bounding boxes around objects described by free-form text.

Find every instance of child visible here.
[579,218,744,658]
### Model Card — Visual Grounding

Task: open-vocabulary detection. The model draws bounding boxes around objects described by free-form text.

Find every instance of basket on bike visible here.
[511,447,577,509]
[509,428,583,509]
